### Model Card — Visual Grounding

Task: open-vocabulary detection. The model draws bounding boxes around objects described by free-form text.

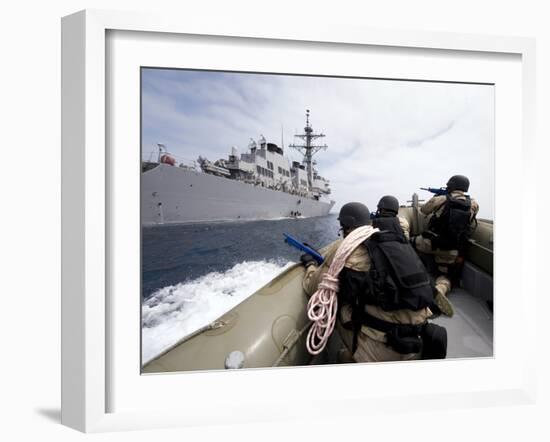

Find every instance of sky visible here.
[141,68,494,219]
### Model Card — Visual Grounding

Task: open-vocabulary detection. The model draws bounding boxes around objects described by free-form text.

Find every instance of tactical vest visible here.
[427,194,473,250]
[339,230,442,356]
[372,216,404,238]
[339,230,435,313]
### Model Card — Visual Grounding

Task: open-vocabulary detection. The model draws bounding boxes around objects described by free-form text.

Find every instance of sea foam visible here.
[142,260,293,364]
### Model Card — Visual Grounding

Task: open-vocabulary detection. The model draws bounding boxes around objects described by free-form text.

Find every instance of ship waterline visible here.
[142,163,335,225]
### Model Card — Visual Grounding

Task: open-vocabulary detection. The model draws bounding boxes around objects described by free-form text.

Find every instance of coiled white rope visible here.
[306,225,379,355]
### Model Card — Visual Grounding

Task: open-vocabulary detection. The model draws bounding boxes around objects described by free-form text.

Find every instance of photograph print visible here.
[140,67,494,373]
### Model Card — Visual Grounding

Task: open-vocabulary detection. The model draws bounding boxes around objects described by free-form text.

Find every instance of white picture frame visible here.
[61,9,537,433]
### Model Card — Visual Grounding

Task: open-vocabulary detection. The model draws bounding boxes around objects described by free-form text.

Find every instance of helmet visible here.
[377,195,399,215]
[446,175,470,192]
[338,202,371,229]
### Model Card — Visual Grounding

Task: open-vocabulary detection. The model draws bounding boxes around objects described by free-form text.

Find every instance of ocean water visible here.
[141,214,340,363]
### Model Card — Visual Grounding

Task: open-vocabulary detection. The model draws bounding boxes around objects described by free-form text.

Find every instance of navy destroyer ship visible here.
[142,111,335,225]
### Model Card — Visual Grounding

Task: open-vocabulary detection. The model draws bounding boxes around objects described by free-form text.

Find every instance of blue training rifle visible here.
[420,187,448,196]
[283,233,325,265]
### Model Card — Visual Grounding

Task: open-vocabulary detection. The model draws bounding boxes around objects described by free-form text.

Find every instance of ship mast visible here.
[289,110,327,191]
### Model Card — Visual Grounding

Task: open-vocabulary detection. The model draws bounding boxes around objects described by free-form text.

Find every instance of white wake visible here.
[142,260,293,364]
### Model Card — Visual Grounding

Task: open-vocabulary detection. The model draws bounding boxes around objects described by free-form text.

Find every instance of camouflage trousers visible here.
[412,236,455,297]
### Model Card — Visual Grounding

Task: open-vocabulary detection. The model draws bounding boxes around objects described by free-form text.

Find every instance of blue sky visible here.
[141,68,494,219]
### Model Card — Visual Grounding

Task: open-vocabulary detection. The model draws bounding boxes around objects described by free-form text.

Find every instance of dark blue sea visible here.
[141,214,340,362]
[142,214,340,298]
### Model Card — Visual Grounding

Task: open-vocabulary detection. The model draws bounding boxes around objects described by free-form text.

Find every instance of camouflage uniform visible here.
[413,190,479,305]
[398,215,410,241]
[303,239,432,363]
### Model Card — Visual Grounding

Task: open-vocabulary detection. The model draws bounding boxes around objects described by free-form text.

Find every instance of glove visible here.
[300,254,317,268]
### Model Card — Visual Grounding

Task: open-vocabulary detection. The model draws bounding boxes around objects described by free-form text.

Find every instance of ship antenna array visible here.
[156,143,166,162]
[288,109,327,190]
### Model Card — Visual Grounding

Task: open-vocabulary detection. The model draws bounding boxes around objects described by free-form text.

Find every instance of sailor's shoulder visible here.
[431,194,448,204]
[421,194,446,214]
[398,215,410,228]
[345,243,370,272]
[321,239,343,265]
[450,191,479,210]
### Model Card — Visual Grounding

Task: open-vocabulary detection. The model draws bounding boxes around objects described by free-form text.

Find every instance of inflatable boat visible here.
[142,193,493,373]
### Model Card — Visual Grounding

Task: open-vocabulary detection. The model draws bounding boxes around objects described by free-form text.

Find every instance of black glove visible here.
[300,254,317,268]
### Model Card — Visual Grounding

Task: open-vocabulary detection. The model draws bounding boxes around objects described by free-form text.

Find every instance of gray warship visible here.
[142,110,335,225]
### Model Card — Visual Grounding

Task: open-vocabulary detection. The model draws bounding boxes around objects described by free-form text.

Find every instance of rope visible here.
[305,225,379,355]
[272,321,313,367]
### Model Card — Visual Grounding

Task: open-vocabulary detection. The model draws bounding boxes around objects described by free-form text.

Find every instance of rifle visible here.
[420,187,448,196]
[283,233,324,265]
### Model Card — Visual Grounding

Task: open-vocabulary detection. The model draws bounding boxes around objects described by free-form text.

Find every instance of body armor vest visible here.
[338,230,447,358]
[427,194,473,250]
[372,216,404,238]
[339,230,435,312]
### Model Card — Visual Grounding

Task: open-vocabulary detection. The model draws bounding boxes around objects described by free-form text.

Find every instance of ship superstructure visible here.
[141,111,335,225]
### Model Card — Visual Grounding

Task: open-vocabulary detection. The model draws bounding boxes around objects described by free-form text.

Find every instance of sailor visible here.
[371,195,410,240]
[301,202,447,363]
[412,175,479,317]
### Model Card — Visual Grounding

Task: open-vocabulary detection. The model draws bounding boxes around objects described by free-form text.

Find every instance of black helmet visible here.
[446,175,470,192]
[377,195,399,215]
[338,202,371,229]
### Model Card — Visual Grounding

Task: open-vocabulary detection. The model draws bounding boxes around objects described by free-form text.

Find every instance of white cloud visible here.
[142,70,494,219]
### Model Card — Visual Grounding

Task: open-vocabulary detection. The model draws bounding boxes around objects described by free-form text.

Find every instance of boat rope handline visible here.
[272,321,313,367]
[305,225,379,355]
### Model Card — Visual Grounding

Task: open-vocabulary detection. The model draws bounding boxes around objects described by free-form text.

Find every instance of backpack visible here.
[339,231,435,313]
[338,230,438,355]
[428,194,474,250]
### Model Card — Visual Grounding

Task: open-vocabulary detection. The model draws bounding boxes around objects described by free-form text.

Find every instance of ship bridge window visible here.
[278,167,289,177]
[256,166,273,178]
[278,166,282,174]
[267,161,274,170]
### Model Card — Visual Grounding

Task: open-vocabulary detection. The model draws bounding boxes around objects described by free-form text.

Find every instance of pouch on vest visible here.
[338,267,369,307]
[367,234,435,311]
[362,312,424,355]
[428,195,472,250]
[420,323,447,359]
[372,216,405,238]
[385,326,423,355]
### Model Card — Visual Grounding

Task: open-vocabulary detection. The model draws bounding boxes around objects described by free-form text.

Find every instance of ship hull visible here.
[142,164,335,225]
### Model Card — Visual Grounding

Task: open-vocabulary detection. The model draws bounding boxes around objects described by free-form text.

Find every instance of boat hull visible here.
[142,263,313,373]
[142,206,494,373]
[142,164,335,225]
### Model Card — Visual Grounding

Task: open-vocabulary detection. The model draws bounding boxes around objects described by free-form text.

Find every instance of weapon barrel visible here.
[283,233,324,264]
[420,187,447,196]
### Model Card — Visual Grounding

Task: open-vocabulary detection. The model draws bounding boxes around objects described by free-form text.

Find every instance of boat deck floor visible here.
[432,288,493,359]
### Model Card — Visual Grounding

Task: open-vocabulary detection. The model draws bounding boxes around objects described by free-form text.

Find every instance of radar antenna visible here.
[289,110,327,190]
[156,143,166,162]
